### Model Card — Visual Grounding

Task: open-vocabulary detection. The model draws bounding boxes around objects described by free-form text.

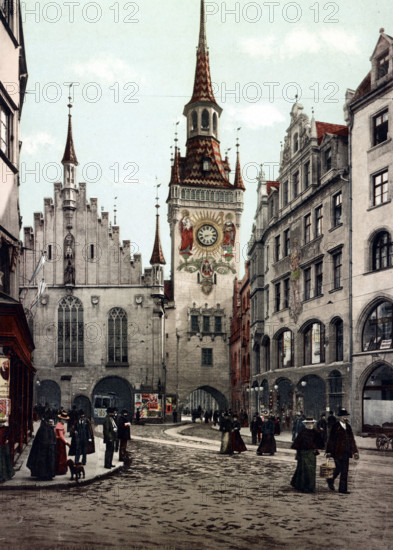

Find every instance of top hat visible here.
[302,416,316,424]
[338,409,350,416]
[58,412,69,420]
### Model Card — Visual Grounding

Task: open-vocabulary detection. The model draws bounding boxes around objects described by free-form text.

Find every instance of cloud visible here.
[226,105,285,130]
[241,29,360,60]
[22,132,58,155]
[73,56,141,84]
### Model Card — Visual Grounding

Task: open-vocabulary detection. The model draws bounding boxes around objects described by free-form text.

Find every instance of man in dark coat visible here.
[27,418,56,480]
[103,408,118,468]
[117,409,131,461]
[292,411,306,441]
[257,415,277,456]
[250,412,263,445]
[70,410,94,465]
[326,408,359,494]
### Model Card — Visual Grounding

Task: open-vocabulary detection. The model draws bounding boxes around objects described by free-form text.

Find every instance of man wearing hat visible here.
[103,408,118,468]
[326,408,359,494]
[117,409,131,461]
[70,410,94,466]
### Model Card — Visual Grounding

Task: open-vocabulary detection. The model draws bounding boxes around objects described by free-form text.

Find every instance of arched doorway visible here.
[92,377,133,424]
[363,363,393,431]
[36,380,61,410]
[183,386,228,416]
[297,375,325,420]
[274,378,294,429]
[73,395,92,419]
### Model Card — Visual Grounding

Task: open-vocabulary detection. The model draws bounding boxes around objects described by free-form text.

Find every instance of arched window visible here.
[304,322,325,365]
[213,112,218,133]
[201,109,209,129]
[108,307,128,363]
[334,319,344,361]
[191,111,198,131]
[372,231,392,271]
[363,364,393,429]
[363,301,393,351]
[277,330,293,368]
[58,296,84,364]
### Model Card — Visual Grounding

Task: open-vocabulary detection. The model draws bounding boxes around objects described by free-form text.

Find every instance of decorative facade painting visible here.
[0,358,11,426]
[178,210,237,295]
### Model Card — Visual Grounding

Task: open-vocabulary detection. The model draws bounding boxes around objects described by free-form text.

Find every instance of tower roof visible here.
[61,108,78,165]
[234,146,246,190]
[150,207,166,266]
[187,0,217,106]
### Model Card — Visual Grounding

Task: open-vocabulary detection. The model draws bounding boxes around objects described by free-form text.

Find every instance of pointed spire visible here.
[62,86,78,165]
[310,107,318,140]
[187,0,217,105]
[150,182,166,266]
[234,138,245,190]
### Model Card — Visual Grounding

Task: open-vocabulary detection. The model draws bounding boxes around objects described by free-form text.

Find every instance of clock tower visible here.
[166,0,245,414]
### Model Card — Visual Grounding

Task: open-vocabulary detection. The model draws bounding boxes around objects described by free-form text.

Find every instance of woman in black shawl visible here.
[291,417,325,493]
[27,418,56,480]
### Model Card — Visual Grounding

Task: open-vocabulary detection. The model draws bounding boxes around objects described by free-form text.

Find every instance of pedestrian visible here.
[113,409,119,452]
[117,409,131,461]
[172,404,178,423]
[327,411,337,440]
[231,414,247,453]
[317,413,328,447]
[219,413,233,455]
[67,405,78,434]
[292,411,306,442]
[274,415,281,435]
[27,418,56,480]
[326,408,359,494]
[69,410,94,466]
[290,416,325,493]
[55,412,71,475]
[135,407,141,424]
[0,426,15,482]
[204,410,210,424]
[250,412,262,445]
[103,408,118,469]
[213,410,219,426]
[257,414,277,456]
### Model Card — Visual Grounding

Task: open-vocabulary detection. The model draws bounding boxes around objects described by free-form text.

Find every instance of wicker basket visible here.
[319,458,335,479]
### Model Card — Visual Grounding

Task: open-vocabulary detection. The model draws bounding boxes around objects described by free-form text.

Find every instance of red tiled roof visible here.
[267,181,279,194]
[62,114,78,165]
[180,137,232,188]
[351,71,371,104]
[315,122,348,145]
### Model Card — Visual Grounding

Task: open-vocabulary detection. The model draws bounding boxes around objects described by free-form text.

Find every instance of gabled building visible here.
[0,1,34,460]
[346,28,393,434]
[165,0,245,414]
[20,106,166,422]
[249,102,350,424]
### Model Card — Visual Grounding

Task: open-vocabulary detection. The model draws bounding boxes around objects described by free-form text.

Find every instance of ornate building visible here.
[165,0,245,413]
[0,1,34,460]
[248,102,349,424]
[347,29,393,434]
[20,105,166,422]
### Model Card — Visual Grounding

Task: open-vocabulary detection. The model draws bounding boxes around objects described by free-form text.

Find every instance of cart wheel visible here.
[376,435,389,451]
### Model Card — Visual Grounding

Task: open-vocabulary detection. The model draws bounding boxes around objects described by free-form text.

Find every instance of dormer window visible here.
[202,157,211,172]
[201,109,210,130]
[378,52,389,79]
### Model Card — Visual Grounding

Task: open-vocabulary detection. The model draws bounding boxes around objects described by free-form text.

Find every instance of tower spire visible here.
[150,180,166,266]
[234,131,245,190]
[199,0,207,51]
[62,84,78,166]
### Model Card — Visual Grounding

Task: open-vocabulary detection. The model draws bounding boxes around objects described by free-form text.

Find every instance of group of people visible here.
[291,409,359,494]
[219,412,248,455]
[27,408,95,481]
[103,407,131,469]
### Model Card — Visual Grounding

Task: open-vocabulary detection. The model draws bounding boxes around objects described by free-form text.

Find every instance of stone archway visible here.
[73,395,92,419]
[182,385,228,415]
[362,363,393,431]
[92,376,133,424]
[36,380,61,410]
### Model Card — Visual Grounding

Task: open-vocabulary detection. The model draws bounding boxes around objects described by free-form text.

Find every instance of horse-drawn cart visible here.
[364,423,393,450]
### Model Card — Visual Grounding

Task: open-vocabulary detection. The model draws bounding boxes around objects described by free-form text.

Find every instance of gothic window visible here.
[304,322,325,365]
[277,330,293,369]
[372,231,393,271]
[108,307,128,363]
[191,111,198,131]
[213,112,218,133]
[201,109,210,130]
[363,301,393,351]
[58,296,84,364]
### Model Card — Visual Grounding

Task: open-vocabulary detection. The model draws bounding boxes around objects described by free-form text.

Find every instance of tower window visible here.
[202,157,211,172]
[201,109,210,130]
[213,113,218,133]
[192,111,198,131]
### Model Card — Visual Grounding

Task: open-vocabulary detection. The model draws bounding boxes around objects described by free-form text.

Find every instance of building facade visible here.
[0,1,35,460]
[20,108,166,423]
[165,0,245,413]
[249,102,350,426]
[347,29,393,434]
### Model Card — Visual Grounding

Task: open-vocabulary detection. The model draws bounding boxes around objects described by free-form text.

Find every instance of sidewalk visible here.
[1,422,126,491]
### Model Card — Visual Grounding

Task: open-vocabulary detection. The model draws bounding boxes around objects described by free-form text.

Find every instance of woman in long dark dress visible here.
[256,415,277,456]
[231,415,247,453]
[0,427,14,482]
[291,417,325,493]
[27,418,56,480]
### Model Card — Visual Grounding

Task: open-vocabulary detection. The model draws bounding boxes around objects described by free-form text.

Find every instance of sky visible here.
[18,0,393,278]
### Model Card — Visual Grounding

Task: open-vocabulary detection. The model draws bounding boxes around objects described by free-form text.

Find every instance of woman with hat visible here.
[290,416,325,493]
[55,411,71,475]
[256,414,277,456]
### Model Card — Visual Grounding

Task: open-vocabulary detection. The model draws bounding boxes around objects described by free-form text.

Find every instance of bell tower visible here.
[166,0,245,414]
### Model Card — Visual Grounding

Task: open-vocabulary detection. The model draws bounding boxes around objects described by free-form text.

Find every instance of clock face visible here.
[197,224,218,246]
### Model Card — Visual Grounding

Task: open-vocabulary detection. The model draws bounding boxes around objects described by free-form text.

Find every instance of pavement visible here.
[1,419,384,490]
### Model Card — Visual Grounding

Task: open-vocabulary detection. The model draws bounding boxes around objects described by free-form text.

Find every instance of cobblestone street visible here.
[1,424,392,550]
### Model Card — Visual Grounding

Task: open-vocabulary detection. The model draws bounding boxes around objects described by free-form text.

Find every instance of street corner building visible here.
[19,104,167,424]
[0,0,35,461]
